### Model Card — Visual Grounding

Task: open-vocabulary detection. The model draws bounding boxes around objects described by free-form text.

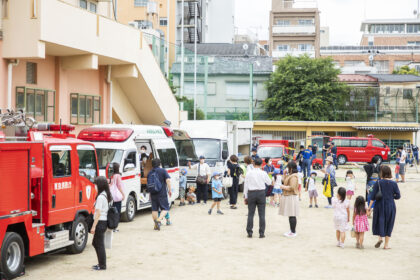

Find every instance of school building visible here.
[253,121,420,153]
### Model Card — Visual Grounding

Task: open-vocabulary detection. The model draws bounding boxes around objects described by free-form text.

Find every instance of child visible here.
[272,169,283,207]
[395,164,400,182]
[345,170,356,200]
[332,187,350,248]
[187,187,197,204]
[208,172,224,215]
[297,166,303,201]
[179,169,187,206]
[305,171,318,208]
[352,196,369,249]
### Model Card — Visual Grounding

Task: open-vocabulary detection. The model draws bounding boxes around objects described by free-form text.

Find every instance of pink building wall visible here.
[0,41,9,107]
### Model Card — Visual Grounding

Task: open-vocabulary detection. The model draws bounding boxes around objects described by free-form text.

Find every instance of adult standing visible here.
[330,142,338,169]
[244,155,254,173]
[227,155,241,209]
[189,155,211,204]
[399,147,407,183]
[322,140,331,166]
[148,159,172,230]
[368,165,401,249]
[412,144,419,165]
[296,146,305,169]
[109,162,125,232]
[251,147,260,162]
[279,161,300,238]
[244,158,272,238]
[321,156,336,208]
[90,176,111,271]
[301,145,313,178]
[311,143,318,163]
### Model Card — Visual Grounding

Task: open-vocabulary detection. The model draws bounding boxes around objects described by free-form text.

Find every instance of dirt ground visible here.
[22,165,420,280]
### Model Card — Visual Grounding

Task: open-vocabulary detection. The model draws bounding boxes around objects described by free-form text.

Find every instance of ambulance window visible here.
[157,148,178,168]
[124,151,137,167]
[52,151,71,177]
[77,149,97,182]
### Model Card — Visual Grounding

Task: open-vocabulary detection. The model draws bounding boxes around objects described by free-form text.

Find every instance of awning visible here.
[353,126,420,132]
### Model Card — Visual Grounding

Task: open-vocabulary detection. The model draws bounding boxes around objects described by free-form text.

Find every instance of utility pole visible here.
[166,0,170,77]
[249,63,254,121]
[193,1,198,120]
[180,0,185,110]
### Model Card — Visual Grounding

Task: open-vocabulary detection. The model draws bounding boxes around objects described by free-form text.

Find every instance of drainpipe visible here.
[7,59,19,109]
[107,65,112,124]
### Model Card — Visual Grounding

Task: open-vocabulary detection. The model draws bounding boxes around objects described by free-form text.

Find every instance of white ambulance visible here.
[78,125,180,222]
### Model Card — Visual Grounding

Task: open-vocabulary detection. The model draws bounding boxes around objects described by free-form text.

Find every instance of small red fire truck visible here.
[0,111,98,279]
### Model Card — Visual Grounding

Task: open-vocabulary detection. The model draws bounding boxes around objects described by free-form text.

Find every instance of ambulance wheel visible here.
[67,215,88,254]
[337,155,347,165]
[0,232,25,279]
[122,195,136,222]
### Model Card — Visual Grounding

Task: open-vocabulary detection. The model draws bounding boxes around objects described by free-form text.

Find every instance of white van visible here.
[78,125,180,222]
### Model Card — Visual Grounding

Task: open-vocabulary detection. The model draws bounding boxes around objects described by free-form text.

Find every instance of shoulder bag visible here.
[375,180,383,201]
[196,164,208,185]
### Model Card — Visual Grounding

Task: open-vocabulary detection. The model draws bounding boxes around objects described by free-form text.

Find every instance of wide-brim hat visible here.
[326,156,334,163]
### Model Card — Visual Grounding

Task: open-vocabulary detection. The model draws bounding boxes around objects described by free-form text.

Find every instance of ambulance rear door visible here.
[151,138,180,203]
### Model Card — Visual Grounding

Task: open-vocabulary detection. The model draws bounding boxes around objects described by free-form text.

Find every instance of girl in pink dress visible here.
[352,196,369,249]
[332,187,350,248]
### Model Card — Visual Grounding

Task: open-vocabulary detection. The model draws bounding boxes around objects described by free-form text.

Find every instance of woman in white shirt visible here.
[189,156,211,204]
[90,176,111,271]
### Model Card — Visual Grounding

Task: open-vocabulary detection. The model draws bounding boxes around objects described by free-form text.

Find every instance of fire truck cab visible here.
[78,125,180,222]
[0,123,98,279]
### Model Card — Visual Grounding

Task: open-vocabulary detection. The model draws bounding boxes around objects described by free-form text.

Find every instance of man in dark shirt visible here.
[322,141,331,166]
[296,145,305,168]
[148,158,172,231]
[331,142,338,169]
[251,147,260,162]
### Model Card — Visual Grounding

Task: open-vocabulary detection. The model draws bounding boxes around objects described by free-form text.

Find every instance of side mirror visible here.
[222,151,228,160]
[124,163,135,172]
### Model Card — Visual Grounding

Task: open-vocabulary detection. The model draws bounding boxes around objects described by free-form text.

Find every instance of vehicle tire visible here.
[121,195,136,222]
[67,215,88,254]
[314,163,321,170]
[337,155,347,165]
[374,156,383,165]
[0,232,25,279]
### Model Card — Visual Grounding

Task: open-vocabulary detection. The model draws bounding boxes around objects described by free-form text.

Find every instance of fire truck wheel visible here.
[337,155,347,165]
[0,232,25,279]
[67,216,88,254]
[121,195,136,222]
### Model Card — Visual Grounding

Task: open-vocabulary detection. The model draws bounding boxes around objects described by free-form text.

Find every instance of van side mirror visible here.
[124,163,135,172]
[222,151,228,160]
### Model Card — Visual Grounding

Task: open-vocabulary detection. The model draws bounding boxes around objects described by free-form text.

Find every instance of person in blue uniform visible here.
[368,165,401,250]
[251,147,260,162]
[330,142,338,169]
[301,145,313,178]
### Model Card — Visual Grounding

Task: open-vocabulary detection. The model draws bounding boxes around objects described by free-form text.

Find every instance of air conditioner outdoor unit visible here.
[147,2,157,14]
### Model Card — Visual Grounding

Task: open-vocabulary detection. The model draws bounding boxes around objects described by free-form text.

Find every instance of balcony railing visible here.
[272,50,315,58]
[321,45,420,54]
[272,25,315,34]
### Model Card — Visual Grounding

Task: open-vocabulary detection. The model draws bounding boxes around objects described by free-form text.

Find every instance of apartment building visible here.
[269,0,320,60]
[176,0,234,45]
[321,18,420,74]
[0,0,180,132]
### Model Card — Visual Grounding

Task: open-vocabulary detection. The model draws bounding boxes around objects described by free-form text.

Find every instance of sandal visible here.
[383,247,391,250]
[375,240,383,248]
[154,219,161,231]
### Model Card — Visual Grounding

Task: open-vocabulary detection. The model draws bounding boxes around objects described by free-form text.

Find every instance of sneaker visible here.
[217,210,224,215]
[315,204,319,208]
[339,243,345,249]
[337,241,341,247]
[208,209,212,215]
[92,265,106,271]
[113,229,119,233]
[324,205,332,209]
[283,231,291,237]
[309,205,313,208]
[166,219,171,226]
[284,232,297,238]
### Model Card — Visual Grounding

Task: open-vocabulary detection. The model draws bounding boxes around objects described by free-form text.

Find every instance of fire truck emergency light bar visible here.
[78,128,134,142]
[35,123,75,132]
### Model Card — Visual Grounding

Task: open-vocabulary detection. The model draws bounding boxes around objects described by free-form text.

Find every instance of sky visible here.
[234,0,416,45]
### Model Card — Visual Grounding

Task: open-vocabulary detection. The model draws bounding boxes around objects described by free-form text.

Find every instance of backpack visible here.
[147,169,163,194]
[99,193,120,230]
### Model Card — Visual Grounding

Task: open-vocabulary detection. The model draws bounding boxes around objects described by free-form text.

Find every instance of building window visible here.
[298,19,314,26]
[160,17,168,26]
[394,60,410,70]
[276,44,289,51]
[89,2,97,13]
[408,41,420,46]
[298,44,313,51]
[134,0,149,7]
[373,60,389,74]
[79,0,87,9]
[26,62,37,84]
[344,60,365,67]
[407,24,420,33]
[415,65,420,72]
[369,24,404,34]
[403,89,413,99]
[70,93,101,124]
[275,20,290,26]
[135,20,153,29]
[225,82,256,100]
[16,87,55,122]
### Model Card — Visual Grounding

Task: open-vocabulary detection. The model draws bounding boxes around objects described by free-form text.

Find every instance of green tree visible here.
[392,65,419,76]
[263,55,349,121]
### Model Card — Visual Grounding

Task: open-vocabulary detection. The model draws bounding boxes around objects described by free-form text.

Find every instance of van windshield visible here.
[175,140,198,166]
[96,149,124,169]
[258,146,284,158]
[192,139,221,160]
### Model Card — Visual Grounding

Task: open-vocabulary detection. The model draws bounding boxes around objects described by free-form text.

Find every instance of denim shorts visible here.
[151,194,170,211]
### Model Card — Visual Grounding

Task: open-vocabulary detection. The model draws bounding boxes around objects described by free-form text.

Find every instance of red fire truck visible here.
[0,111,98,279]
